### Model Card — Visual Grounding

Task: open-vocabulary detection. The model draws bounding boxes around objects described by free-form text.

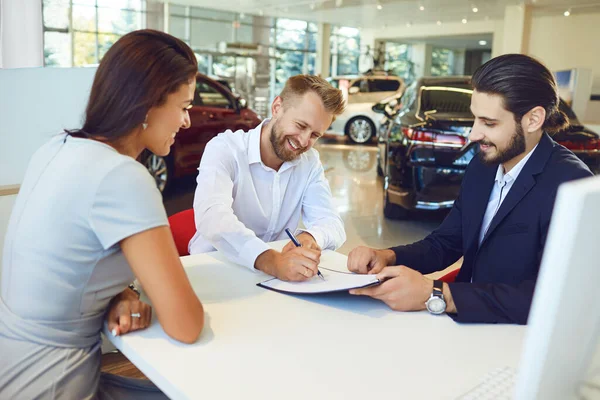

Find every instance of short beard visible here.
[269,120,305,162]
[479,122,526,166]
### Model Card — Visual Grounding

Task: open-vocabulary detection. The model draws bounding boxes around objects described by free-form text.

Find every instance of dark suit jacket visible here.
[389,133,592,324]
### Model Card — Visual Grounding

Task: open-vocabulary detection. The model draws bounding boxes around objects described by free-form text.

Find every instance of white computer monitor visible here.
[515,175,600,399]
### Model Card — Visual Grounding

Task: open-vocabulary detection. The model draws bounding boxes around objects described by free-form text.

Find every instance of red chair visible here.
[168,209,196,257]
[438,268,460,283]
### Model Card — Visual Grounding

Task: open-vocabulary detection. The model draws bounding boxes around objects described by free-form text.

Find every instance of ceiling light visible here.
[462,18,467,23]
[564,10,571,16]
[437,20,442,25]
[336,0,343,7]
[479,40,487,45]
[258,10,264,16]
[377,4,383,10]
[419,5,425,11]
[406,22,412,27]
[309,3,315,10]
[472,7,478,13]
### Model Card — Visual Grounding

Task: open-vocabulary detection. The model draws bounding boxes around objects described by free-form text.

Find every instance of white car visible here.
[327,75,405,144]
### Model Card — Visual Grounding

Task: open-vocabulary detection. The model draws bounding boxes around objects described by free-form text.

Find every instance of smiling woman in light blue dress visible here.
[0,30,204,399]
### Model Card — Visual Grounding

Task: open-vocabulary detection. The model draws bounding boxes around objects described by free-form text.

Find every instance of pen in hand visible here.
[284,228,325,281]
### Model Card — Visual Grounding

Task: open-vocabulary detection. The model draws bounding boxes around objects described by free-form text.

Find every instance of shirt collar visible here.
[248,118,302,170]
[248,119,268,165]
[495,143,539,184]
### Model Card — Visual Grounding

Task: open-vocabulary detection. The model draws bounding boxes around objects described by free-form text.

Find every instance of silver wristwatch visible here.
[425,280,446,315]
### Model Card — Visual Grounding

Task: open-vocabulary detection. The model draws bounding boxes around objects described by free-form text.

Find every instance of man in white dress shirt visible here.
[189,75,347,281]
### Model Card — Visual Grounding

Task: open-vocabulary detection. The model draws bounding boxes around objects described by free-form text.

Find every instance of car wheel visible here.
[345,117,375,144]
[383,187,409,220]
[142,151,174,194]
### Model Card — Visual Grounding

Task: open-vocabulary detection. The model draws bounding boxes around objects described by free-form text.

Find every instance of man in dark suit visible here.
[346,54,592,324]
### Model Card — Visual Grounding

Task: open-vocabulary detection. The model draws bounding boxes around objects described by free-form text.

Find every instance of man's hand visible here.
[282,232,321,253]
[106,288,152,336]
[255,247,321,282]
[347,246,396,274]
[350,266,434,311]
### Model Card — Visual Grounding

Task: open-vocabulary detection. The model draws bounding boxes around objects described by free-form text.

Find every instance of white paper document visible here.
[257,268,381,294]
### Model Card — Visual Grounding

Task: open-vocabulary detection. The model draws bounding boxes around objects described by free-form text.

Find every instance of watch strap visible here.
[433,280,443,298]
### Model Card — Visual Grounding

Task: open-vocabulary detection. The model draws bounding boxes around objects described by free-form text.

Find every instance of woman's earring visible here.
[142,115,148,130]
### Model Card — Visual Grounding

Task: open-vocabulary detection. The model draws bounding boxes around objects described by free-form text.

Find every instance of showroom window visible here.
[169,6,266,51]
[271,18,318,94]
[431,47,455,76]
[330,26,360,77]
[43,0,149,67]
[385,42,415,83]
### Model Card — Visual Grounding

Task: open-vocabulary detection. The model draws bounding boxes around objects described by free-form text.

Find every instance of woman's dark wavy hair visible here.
[68,29,198,142]
[471,54,569,135]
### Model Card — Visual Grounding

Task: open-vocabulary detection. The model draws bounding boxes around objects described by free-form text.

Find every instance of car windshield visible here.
[418,86,473,120]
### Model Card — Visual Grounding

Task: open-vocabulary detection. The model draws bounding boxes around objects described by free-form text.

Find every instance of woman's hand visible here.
[106,288,152,336]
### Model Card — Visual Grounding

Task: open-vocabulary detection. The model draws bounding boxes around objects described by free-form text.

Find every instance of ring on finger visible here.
[131,312,141,318]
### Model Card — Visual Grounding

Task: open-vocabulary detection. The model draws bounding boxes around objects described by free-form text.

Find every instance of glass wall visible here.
[431,48,455,76]
[271,19,318,94]
[43,0,148,67]
[385,42,414,83]
[330,26,360,77]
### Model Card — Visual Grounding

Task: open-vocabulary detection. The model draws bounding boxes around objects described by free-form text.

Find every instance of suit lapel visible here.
[479,133,555,247]
[456,160,496,282]
[479,174,535,247]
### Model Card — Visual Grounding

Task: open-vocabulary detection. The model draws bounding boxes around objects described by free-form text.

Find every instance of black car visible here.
[375,76,600,219]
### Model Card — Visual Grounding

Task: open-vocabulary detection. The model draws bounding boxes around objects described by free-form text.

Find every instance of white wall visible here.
[0,194,17,287]
[0,67,96,186]
[527,12,600,123]
[502,5,531,54]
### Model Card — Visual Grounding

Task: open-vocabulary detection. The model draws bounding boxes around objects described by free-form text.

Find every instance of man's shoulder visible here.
[207,128,251,154]
[545,142,593,182]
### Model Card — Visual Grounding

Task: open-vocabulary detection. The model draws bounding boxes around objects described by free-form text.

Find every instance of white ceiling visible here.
[392,33,495,50]
[166,0,600,29]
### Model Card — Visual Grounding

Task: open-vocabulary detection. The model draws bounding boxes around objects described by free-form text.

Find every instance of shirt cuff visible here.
[238,237,272,272]
[295,228,326,249]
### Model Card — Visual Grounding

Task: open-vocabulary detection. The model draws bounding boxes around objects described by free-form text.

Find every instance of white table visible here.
[107,243,526,399]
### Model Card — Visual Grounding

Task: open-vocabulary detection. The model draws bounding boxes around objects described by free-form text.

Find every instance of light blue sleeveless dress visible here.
[0,134,170,399]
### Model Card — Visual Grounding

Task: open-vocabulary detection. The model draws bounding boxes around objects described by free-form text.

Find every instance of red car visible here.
[141,73,262,192]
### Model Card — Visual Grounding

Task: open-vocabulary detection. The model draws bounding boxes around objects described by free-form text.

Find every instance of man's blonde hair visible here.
[280,75,346,117]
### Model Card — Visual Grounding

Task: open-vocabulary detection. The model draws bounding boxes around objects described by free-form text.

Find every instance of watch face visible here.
[427,297,446,314]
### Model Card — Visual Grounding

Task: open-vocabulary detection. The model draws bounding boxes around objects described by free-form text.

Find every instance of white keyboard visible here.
[456,366,517,400]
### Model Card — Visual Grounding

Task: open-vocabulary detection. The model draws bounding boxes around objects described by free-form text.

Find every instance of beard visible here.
[478,122,526,166]
[269,120,308,162]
